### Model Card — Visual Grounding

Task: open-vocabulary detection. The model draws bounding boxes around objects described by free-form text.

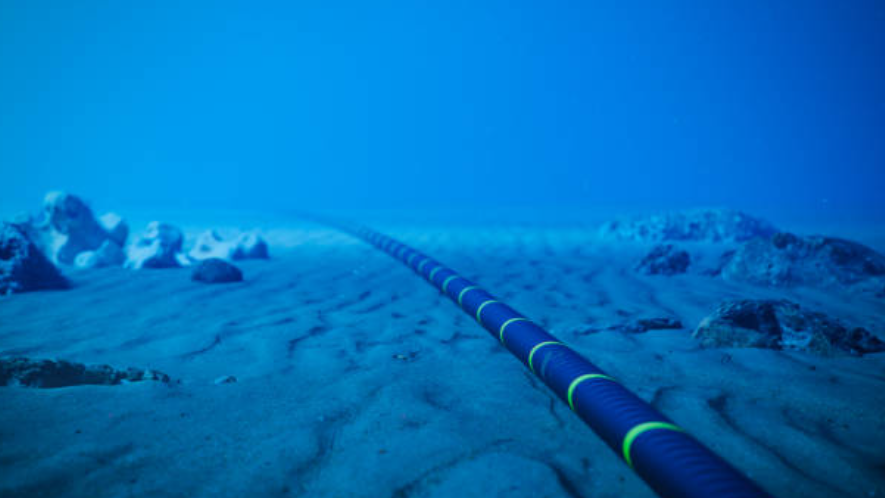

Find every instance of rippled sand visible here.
[1,215,883,498]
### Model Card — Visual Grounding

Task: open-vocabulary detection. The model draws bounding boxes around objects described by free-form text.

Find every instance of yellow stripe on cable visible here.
[527,341,562,374]
[498,317,529,344]
[475,300,499,324]
[428,266,442,282]
[567,374,617,411]
[457,286,478,307]
[441,275,459,294]
[418,258,430,273]
[622,422,684,468]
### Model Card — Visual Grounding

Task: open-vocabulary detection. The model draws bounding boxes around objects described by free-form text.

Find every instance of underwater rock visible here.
[636,244,691,275]
[18,192,128,267]
[693,299,885,356]
[0,223,69,295]
[189,230,269,261]
[214,375,237,384]
[0,357,170,388]
[600,208,777,243]
[192,258,243,283]
[575,317,683,335]
[74,240,126,269]
[126,222,187,269]
[231,232,269,260]
[189,231,231,260]
[721,233,885,291]
[38,192,118,265]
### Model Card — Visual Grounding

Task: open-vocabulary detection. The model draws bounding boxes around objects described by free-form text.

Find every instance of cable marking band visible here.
[475,300,499,324]
[622,422,684,468]
[527,341,563,374]
[428,266,442,283]
[498,317,529,344]
[441,275,459,294]
[457,286,478,306]
[567,374,617,411]
[418,258,430,273]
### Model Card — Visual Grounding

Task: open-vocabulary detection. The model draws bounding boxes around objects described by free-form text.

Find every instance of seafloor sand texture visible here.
[1,219,884,498]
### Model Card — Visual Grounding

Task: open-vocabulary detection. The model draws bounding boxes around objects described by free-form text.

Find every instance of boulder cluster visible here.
[1,192,271,293]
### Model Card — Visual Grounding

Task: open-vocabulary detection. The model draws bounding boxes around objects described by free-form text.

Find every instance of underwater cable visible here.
[334,220,772,498]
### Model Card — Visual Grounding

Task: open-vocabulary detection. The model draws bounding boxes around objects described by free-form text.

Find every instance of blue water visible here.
[1,2,884,220]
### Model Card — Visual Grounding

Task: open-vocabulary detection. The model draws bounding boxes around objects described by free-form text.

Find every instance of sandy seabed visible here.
[1,214,884,498]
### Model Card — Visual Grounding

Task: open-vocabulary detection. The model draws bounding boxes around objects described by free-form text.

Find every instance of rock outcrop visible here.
[192,258,243,284]
[126,222,187,269]
[636,244,690,275]
[721,233,885,292]
[600,209,777,243]
[188,230,269,261]
[0,357,170,388]
[1,223,68,295]
[693,299,885,356]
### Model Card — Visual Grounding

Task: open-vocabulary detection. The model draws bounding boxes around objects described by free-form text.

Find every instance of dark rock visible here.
[600,209,777,243]
[576,317,683,335]
[0,357,170,388]
[636,244,691,275]
[192,258,243,284]
[693,299,885,356]
[0,223,68,295]
[721,233,885,290]
[126,222,186,269]
[635,317,684,331]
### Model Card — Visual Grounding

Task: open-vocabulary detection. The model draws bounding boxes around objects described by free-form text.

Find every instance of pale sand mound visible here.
[0,216,883,498]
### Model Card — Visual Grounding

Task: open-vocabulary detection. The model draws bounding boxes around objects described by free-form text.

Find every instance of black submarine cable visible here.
[331,220,771,498]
